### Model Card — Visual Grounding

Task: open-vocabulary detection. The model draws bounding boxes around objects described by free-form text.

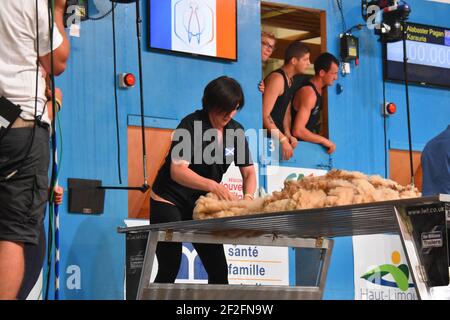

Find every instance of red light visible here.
[124,73,136,87]
[386,103,396,114]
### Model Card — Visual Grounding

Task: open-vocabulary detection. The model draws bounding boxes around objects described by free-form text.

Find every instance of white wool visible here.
[193,169,421,220]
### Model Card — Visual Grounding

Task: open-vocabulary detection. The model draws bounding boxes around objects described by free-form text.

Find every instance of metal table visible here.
[118,194,450,300]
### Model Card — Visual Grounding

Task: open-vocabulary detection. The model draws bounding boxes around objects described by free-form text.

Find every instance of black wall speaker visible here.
[68,178,105,214]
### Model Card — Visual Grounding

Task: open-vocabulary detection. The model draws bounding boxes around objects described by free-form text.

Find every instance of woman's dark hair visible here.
[202,76,245,114]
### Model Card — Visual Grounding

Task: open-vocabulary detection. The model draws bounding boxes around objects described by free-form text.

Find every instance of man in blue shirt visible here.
[421,125,450,300]
[421,125,450,196]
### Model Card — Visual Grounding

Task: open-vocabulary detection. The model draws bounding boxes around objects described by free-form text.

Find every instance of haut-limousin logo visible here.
[361,251,414,291]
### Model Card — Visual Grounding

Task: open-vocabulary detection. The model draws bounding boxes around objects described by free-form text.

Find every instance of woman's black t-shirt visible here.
[152,109,253,211]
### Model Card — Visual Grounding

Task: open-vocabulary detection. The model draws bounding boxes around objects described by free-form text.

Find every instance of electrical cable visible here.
[380,17,389,180]
[345,24,366,34]
[56,113,64,179]
[28,0,55,301]
[401,20,415,185]
[58,0,148,194]
[336,0,348,35]
[383,70,388,179]
[135,0,149,187]
[89,3,117,20]
[100,0,149,192]
[31,0,50,301]
[112,3,122,184]
[336,0,349,69]
[51,110,60,300]
[42,0,63,300]
[377,6,414,184]
[42,113,63,299]
[49,0,61,300]
[44,0,54,300]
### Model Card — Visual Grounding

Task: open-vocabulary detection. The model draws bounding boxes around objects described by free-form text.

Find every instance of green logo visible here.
[285,173,305,182]
[361,251,414,291]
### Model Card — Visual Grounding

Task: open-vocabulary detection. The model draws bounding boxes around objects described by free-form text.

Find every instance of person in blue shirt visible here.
[421,125,450,196]
[421,125,450,300]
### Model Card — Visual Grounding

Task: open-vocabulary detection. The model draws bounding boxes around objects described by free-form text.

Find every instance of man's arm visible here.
[39,0,70,75]
[283,103,298,149]
[262,73,293,160]
[292,87,336,154]
[262,73,284,136]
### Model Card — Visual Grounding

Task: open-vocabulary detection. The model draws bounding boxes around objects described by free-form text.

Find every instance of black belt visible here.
[11,117,50,130]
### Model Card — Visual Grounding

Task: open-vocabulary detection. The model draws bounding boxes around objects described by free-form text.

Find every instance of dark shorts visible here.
[0,126,50,245]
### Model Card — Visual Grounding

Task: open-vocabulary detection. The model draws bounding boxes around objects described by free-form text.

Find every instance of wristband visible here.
[280,137,288,143]
[244,193,254,200]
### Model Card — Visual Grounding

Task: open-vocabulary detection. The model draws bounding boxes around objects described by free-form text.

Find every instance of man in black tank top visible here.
[291,53,339,154]
[262,41,311,160]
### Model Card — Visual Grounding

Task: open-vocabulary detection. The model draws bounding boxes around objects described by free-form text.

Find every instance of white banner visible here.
[220,163,259,199]
[225,245,289,286]
[353,234,417,300]
[266,165,327,194]
[221,163,289,286]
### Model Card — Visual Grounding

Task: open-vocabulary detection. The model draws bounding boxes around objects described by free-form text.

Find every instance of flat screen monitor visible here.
[384,22,450,89]
[149,0,237,61]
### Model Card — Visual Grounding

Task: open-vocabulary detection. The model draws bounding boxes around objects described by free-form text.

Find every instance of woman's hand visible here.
[209,181,237,201]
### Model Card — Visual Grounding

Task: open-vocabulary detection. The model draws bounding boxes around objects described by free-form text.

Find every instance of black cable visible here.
[89,3,117,20]
[383,70,388,179]
[336,0,347,35]
[49,6,59,301]
[381,26,388,180]
[92,0,148,193]
[401,20,415,185]
[135,0,149,187]
[112,3,122,184]
[345,24,366,34]
[34,2,47,298]
[44,0,55,300]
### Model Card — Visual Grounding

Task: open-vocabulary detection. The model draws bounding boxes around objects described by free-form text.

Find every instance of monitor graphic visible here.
[149,0,237,61]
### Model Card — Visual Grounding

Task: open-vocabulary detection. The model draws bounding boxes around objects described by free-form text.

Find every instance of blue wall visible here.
[49,0,450,299]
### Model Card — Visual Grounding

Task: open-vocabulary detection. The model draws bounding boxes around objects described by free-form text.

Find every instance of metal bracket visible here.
[416,265,428,283]
[165,230,173,242]
[315,237,324,248]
